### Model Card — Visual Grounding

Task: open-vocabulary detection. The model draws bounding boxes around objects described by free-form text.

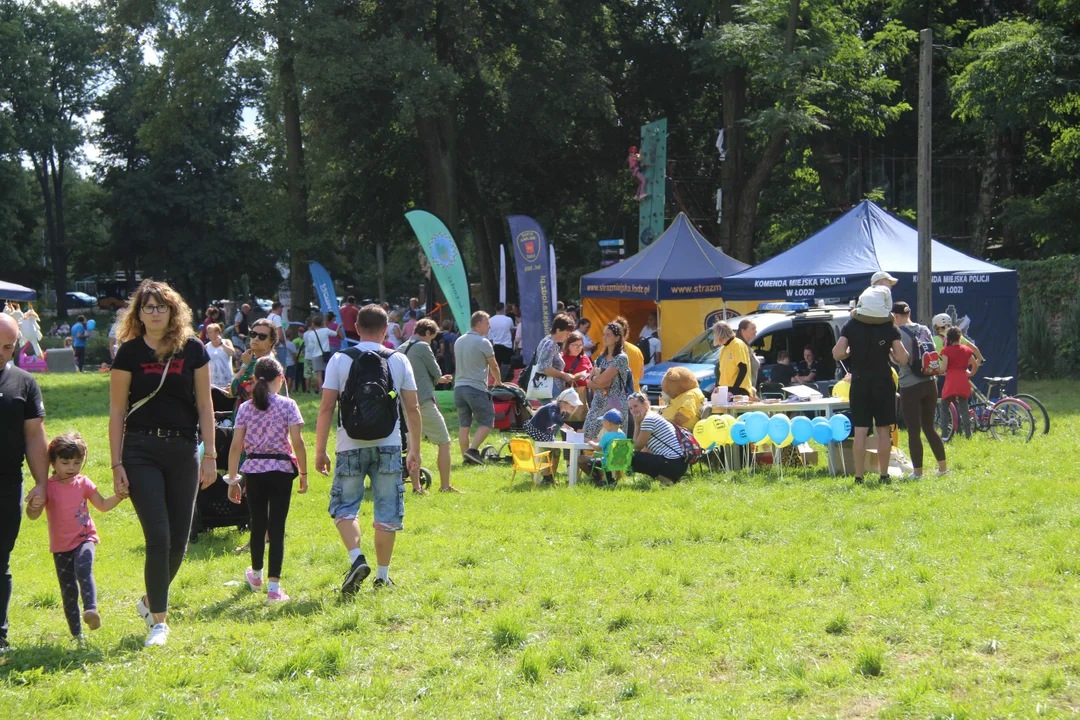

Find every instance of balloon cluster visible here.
[698,411,852,448]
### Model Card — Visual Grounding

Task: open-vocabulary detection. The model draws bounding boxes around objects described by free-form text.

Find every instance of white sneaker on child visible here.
[145,623,169,647]
[245,567,264,593]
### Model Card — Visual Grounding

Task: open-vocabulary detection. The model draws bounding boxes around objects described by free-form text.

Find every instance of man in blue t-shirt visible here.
[70,315,88,372]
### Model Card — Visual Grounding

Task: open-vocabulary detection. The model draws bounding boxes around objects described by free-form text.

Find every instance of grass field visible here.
[2,374,1079,719]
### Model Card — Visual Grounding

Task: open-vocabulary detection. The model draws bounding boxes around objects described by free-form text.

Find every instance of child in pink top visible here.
[225,357,308,603]
[26,432,126,638]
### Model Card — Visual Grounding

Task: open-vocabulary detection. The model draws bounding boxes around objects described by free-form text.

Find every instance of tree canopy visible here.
[1,0,1077,314]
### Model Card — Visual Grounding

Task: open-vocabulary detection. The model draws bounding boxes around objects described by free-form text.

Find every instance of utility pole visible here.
[917,28,933,325]
[375,240,387,303]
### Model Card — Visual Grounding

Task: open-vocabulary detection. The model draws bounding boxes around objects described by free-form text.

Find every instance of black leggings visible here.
[631,453,688,482]
[123,434,199,614]
[53,541,96,637]
[245,471,295,579]
[0,485,22,643]
[899,381,946,470]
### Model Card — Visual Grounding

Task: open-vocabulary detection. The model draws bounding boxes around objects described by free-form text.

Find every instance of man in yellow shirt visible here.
[714,322,755,398]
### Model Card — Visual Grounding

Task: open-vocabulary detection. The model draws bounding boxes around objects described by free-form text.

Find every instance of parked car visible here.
[638,302,854,402]
[66,291,98,308]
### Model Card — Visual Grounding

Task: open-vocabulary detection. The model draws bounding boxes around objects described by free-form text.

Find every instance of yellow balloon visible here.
[756,436,773,448]
[710,414,734,445]
[778,433,794,448]
[693,419,716,448]
[832,380,851,400]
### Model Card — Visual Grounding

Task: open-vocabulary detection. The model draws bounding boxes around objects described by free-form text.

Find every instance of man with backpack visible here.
[892,302,948,480]
[832,297,909,485]
[315,305,422,592]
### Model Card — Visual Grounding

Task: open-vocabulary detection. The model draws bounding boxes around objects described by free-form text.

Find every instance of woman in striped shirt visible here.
[627,392,688,484]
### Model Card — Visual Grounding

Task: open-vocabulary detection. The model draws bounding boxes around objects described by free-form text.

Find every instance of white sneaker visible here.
[936,469,951,477]
[245,568,264,593]
[145,623,169,648]
[135,597,153,628]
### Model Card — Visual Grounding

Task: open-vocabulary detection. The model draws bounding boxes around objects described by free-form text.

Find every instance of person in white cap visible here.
[522,389,583,482]
[852,271,899,324]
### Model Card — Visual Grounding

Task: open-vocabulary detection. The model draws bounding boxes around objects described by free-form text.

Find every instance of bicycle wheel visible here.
[936,402,956,442]
[1014,393,1049,435]
[988,399,1035,443]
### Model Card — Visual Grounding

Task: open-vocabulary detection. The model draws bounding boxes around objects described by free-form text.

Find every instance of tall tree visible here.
[0,0,103,316]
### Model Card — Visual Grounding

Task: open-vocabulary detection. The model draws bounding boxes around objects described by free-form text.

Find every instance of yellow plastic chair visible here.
[509,437,553,487]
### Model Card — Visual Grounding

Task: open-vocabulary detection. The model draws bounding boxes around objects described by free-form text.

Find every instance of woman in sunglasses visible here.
[108,280,217,647]
[230,318,278,411]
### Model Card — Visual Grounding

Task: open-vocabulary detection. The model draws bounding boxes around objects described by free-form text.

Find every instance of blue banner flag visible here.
[308,261,341,321]
[507,215,554,365]
[405,210,472,333]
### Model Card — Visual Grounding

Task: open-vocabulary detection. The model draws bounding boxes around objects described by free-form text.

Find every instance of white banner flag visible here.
[499,245,506,306]
[549,245,558,313]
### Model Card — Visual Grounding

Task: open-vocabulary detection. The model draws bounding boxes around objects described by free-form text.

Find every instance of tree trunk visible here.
[720,0,799,263]
[415,113,459,236]
[970,131,1001,257]
[471,216,500,312]
[33,153,68,317]
[277,26,311,313]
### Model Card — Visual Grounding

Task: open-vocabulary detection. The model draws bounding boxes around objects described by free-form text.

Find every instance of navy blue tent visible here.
[722,201,1018,386]
[0,281,36,301]
[580,212,749,300]
[580,213,750,358]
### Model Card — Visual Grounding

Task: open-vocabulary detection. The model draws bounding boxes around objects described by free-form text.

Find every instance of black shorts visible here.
[849,373,896,428]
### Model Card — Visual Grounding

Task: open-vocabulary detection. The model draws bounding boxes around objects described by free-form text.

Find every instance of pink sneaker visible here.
[266,590,290,603]
[245,568,263,593]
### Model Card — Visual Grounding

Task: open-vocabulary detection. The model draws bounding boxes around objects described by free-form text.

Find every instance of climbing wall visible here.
[638,118,667,248]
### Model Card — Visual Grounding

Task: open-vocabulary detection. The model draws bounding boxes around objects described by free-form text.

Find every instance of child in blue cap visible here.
[586,409,628,485]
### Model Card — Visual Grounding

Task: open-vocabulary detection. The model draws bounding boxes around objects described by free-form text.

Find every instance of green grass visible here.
[2,375,1079,718]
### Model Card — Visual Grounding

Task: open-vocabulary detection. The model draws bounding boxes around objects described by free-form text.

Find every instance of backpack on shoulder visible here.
[900,324,943,377]
[338,347,399,440]
[636,336,653,363]
[672,423,704,466]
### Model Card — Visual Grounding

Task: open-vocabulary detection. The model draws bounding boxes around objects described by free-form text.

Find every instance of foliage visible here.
[1018,302,1057,379]
[1,374,1079,717]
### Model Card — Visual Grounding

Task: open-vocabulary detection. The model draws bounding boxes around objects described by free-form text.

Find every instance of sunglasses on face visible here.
[251,331,272,341]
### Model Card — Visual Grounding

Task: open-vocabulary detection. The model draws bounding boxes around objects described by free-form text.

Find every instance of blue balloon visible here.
[86,319,97,331]
[743,412,769,443]
[812,416,831,426]
[829,414,852,442]
[812,422,834,445]
[791,416,813,444]
[767,414,792,445]
[731,421,751,446]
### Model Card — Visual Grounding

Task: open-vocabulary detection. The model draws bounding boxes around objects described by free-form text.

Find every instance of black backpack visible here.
[637,336,653,363]
[338,347,398,440]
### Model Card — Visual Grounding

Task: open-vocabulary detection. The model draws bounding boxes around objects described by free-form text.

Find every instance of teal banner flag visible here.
[405,210,472,332]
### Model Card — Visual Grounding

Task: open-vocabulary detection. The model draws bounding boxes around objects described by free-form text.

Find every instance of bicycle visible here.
[937,375,1035,443]
[1013,391,1050,435]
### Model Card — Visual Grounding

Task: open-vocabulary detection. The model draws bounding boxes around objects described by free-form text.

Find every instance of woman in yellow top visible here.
[659,367,705,429]
[714,322,755,398]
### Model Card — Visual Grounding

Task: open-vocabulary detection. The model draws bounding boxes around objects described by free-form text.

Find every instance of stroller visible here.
[190,387,250,543]
[479,384,535,463]
[402,423,433,490]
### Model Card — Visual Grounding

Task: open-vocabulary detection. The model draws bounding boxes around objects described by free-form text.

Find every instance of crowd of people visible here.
[0,273,983,653]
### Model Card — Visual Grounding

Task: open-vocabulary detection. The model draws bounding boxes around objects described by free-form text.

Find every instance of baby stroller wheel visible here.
[418,468,432,489]
[479,445,499,462]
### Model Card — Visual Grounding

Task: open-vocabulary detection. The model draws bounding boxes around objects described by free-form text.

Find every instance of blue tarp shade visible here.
[722,201,1019,388]
[580,212,749,300]
[0,281,36,301]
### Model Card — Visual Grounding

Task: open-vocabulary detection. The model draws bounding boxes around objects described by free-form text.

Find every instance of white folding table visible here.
[534,440,595,485]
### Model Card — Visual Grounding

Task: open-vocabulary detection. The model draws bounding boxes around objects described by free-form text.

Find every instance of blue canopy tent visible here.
[0,281,37,301]
[579,212,751,359]
[722,201,1018,387]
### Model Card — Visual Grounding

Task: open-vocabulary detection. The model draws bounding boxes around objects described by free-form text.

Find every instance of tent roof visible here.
[580,213,749,301]
[0,281,36,301]
[722,201,1012,300]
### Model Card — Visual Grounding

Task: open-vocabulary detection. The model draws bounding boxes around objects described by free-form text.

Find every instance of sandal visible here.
[439,486,464,494]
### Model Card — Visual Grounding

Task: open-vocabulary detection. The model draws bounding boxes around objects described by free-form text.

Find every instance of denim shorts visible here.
[454,386,495,430]
[328,447,405,532]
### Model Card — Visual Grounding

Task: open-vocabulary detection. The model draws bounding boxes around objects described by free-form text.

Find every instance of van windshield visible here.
[671,330,721,364]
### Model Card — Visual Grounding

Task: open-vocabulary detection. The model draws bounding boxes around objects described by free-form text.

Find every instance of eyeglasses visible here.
[142,304,169,314]
[251,331,272,341]
[628,392,646,401]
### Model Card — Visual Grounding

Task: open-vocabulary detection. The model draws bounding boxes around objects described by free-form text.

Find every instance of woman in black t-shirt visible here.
[108,280,217,648]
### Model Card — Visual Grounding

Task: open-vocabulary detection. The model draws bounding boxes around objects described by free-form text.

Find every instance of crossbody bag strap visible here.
[315,330,326,353]
[126,358,172,420]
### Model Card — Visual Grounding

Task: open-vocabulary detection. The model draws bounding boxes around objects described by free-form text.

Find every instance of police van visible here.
[638,302,856,402]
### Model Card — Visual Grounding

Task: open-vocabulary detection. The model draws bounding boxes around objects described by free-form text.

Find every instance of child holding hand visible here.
[26,432,127,638]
